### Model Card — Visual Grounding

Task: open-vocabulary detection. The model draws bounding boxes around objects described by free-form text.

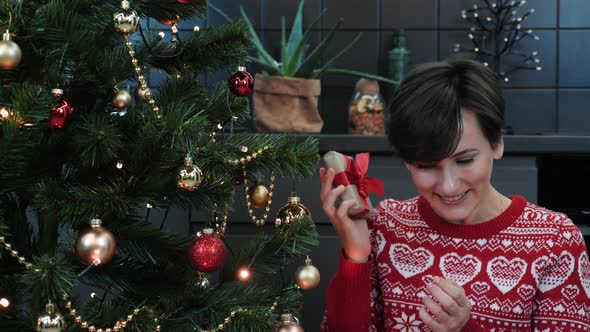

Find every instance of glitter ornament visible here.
[188,228,226,272]
[228,66,254,97]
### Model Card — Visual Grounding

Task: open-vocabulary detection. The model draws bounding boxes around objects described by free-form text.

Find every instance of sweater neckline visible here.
[417,195,527,239]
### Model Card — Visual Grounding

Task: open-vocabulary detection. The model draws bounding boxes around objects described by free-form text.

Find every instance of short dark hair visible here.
[385,57,505,163]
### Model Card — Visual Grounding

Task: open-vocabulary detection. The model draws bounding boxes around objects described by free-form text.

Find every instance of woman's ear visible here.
[494,137,505,160]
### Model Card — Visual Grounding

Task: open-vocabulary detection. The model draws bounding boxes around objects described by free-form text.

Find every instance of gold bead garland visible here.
[229,145,269,165]
[0,235,154,331]
[198,308,248,332]
[197,295,281,332]
[209,123,223,143]
[124,37,161,118]
[242,166,275,226]
[213,213,228,237]
[0,235,31,270]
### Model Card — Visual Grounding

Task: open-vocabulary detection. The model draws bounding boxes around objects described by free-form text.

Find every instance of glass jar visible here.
[349,79,386,135]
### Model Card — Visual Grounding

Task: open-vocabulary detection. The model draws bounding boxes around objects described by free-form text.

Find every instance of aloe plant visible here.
[211,0,397,84]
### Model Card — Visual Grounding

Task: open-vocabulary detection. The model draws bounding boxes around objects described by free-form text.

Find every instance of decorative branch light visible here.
[454,0,542,82]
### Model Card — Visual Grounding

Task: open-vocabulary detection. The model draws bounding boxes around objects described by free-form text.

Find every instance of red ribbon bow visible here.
[333,152,385,200]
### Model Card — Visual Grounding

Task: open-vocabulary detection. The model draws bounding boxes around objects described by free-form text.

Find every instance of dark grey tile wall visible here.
[189,0,590,136]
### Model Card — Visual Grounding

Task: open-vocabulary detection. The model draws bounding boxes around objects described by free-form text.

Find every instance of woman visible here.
[320,58,590,331]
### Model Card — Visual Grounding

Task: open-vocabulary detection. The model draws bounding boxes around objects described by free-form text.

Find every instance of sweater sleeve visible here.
[321,249,384,332]
[530,219,590,330]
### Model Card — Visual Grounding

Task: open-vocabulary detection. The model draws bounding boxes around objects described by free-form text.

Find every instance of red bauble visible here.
[188,228,227,272]
[178,0,192,3]
[49,88,74,129]
[228,66,254,97]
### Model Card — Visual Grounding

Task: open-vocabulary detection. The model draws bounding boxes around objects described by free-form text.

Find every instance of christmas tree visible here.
[0,1,320,331]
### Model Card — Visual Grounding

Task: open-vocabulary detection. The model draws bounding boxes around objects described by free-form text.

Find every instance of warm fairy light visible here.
[90,292,97,298]
[238,268,250,281]
[194,26,200,32]
[158,32,165,39]
[116,161,123,169]
[0,298,9,308]
[146,203,153,209]
[0,107,10,119]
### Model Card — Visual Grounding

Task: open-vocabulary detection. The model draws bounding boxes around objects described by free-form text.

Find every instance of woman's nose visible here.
[439,166,460,195]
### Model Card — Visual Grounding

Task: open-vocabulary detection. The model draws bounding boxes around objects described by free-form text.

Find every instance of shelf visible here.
[294,134,590,155]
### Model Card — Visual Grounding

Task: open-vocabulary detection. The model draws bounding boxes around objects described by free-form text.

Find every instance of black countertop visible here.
[297,134,590,155]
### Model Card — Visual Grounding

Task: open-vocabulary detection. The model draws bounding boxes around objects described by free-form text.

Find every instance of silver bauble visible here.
[0,30,22,70]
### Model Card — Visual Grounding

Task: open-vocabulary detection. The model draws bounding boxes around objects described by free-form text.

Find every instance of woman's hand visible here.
[320,167,371,262]
[419,277,471,332]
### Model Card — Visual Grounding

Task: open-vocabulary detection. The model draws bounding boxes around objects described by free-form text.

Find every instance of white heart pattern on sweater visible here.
[578,251,590,298]
[532,252,574,293]
[517,284,535,301]
[561,285,580,301]
[470,281,491,295]
[390,243,434,279]
[487,256,527,294]
[439,253,482,286]
[374,230,386,256]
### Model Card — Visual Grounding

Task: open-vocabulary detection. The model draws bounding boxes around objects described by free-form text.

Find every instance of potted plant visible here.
[239,0,397,133]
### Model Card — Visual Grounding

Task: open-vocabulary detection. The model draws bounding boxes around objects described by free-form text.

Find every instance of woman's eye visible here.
[457,158,475,165]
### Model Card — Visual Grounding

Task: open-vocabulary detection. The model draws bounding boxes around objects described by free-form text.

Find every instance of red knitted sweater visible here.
[322,196,590,331]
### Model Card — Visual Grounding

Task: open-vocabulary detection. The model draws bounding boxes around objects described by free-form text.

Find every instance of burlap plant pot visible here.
[253,74,323,133]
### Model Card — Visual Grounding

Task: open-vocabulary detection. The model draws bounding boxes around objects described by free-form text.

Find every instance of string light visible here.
[0,298,9,308]
[0,106,11,119]
[116,160,123,169]
[238,267,250,281]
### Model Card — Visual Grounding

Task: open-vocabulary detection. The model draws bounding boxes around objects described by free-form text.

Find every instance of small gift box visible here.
[322,151,384,219]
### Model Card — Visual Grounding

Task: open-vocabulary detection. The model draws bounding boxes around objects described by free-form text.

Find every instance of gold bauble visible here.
[177,155,203,191]
[113,90,132,109]
[294,256,320,290]
[75,219,117,265]
[0,30,22,70]
[135,86,151,102]
[275,193,312,226]
[113,1,139,36]
[247,184,269,208]
[37,301,66,332]
[273,313,304,332]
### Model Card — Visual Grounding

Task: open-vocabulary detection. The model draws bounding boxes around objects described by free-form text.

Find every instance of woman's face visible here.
[405,108,504,224]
